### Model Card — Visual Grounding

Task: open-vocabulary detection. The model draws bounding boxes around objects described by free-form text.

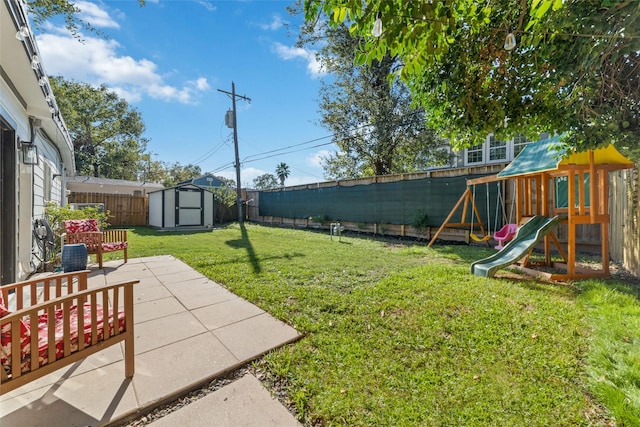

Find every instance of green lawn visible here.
[118,223,639,426]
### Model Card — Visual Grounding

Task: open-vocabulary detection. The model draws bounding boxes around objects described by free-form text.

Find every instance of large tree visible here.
[50,76,148,179]
[253,173,279,190]
[304,1,640,156]
[161,163,202,188]
[300,21,445,178]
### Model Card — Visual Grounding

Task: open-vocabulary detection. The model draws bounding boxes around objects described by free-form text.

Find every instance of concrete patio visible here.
[0,255,303,426]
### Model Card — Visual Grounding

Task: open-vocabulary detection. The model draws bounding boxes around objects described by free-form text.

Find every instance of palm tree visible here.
[275,162,290,187]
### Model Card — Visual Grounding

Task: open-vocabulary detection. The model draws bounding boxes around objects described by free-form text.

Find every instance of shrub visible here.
[410,210,430,238]
[43,202,111,255]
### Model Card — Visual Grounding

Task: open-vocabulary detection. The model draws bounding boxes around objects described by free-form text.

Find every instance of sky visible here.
[34,0,335,187]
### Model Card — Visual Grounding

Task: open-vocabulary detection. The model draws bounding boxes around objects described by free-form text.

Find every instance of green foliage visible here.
[377,221,389,235]
[297,21,443,178]
[252,173,279,190]
[304,1,640,152]
[43,201,110,255]
[309,214,330,224]
[410,210,430,237]
[161,162,202,187]
[50,76,149,179]
[275,163,290,187]
[211,177,237,223]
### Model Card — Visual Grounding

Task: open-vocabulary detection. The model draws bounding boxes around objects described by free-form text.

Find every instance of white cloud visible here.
[273,42,325,78]
[37,29,209,105]
[307,150,331,168]
[260,15,285,31]
[76,1,120,28]
[197,1,217,12]
[193,77,210,91]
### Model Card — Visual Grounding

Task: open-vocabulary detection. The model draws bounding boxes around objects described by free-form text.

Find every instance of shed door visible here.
[175,187,203,226]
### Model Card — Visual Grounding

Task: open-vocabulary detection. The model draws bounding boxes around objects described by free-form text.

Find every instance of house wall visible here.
[2,81,33,280]
[1,76,67,279]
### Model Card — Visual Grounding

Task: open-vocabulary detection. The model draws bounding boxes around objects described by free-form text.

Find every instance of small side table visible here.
[62,243,88,272]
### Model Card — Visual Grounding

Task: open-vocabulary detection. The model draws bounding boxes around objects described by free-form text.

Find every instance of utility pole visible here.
[218,82,251,223]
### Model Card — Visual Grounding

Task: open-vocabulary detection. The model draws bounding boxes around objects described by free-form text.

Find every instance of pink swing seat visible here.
[493,223,518,250]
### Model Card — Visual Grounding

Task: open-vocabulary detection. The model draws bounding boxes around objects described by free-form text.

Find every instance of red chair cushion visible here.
[64,219,100,234]
[0,304,31,374]
[102,242,128,252]
[1,302,125,375]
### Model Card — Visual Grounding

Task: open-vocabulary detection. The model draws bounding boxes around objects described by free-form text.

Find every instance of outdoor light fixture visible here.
[30,54,40,70]
[504,32,516,51]
[15,26,29,41]
[21,140,38,165]
[372,14,383,37]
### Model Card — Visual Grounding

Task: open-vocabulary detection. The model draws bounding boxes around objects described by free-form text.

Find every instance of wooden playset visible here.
[431,136,634,281]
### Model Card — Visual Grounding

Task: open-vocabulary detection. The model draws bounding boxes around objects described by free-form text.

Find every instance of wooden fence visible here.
[610,167,640,276]
[69,193,148,226]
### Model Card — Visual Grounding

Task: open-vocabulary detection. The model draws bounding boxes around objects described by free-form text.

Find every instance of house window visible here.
[466,144,483,164]
[513,134,529,158]
[488,135,507,161]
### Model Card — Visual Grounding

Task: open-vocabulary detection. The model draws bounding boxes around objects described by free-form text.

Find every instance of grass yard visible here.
[120,223,640,426]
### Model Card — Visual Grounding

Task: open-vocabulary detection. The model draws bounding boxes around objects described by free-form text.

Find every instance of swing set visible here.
[432,136,634,281]
[427,174,517,248]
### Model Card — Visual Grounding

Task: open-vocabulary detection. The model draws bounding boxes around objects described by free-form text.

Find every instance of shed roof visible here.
[497,136,634,178]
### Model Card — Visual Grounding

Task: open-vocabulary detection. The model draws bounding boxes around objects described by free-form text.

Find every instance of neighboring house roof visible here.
[178,174,227,188]
[2,0,75,172]
[67,176,165,194]
[498,135,634,178]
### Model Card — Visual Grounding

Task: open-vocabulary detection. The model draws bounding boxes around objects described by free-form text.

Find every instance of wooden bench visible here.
[0,271,138,395]
[63,219,128,269]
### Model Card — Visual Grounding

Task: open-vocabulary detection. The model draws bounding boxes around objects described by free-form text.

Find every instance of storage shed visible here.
[148,184,215,230]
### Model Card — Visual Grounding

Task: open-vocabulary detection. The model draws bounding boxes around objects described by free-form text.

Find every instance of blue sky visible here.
[35,0,334,186]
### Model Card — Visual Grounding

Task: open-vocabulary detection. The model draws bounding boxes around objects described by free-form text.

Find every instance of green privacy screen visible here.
[259,174,499,227]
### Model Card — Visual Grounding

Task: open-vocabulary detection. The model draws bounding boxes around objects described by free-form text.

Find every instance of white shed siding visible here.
[163,190,176,228]
[148,191,163,228]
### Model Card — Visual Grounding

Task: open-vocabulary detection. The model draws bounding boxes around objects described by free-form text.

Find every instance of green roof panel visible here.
[497,135,566,178]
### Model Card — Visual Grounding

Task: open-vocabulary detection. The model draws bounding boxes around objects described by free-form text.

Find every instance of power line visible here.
[190,137,231,165]
[242,134,334,162]
[242,140,335,164]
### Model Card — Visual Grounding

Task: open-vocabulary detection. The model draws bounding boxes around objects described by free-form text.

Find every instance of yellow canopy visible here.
[559,144,634,169]
[498,136,634,178]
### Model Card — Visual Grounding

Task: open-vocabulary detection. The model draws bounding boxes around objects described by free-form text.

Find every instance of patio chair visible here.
[63,219,128,269]
[0,270,139,395]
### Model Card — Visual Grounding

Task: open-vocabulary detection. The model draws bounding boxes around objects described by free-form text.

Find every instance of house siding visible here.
[2,0,74,280]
